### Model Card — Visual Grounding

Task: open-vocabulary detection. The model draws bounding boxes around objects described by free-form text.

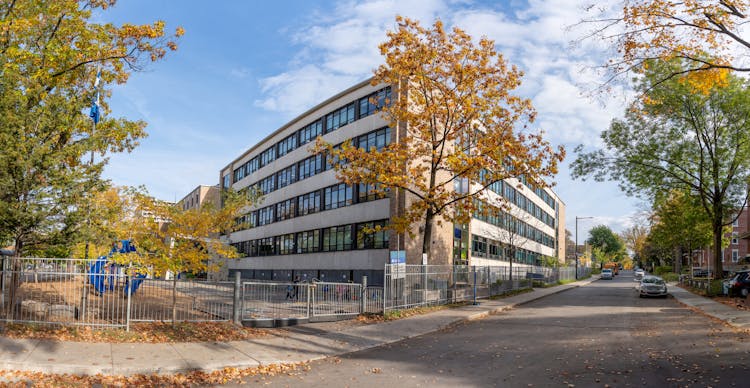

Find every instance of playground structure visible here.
[88,239,146,297]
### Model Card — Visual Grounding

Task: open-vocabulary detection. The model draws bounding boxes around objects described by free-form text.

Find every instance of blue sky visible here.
[97,0,639,240]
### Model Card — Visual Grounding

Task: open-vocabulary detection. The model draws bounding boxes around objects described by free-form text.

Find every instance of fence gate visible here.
[310,282,362,319]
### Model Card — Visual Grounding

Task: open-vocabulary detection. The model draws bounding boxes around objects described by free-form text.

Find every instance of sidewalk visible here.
[0,277,596,376]
[669,283,750,330]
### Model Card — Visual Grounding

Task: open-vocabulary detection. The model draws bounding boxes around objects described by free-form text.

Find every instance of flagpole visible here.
[81,68,100,321]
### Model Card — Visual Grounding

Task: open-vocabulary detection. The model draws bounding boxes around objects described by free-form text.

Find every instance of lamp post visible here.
[575,216,594,279]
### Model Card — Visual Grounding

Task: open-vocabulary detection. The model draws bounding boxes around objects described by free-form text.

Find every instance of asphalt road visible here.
[239,271,750,387]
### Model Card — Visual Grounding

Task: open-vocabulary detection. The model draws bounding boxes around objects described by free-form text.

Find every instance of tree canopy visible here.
[572,60,750,274]
[0,0,182,257]
[586,225,625,260]
[581,0,750,90]
[317,16,564,261]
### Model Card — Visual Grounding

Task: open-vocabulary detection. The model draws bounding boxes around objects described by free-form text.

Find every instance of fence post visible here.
[232,271,242,325]
[472,266,478,305]
[306,283,312,318]
[125,269,132,332]
[360,275,367,314]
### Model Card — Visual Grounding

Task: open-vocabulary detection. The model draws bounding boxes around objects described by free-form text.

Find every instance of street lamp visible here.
[575,216,594,279]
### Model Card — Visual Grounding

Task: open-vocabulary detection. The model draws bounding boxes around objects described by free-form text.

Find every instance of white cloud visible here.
[254,64,360,115]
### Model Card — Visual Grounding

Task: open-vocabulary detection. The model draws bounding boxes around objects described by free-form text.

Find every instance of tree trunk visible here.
[171,274,178,325]
[421,209,434,263]
[712,221,724,277]
[8,239,23,320]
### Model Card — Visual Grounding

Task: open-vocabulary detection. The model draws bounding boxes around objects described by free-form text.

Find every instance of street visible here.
[240,271,750,387]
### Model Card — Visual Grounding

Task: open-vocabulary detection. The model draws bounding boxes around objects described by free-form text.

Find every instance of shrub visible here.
[661,272,679,282]
[654,266,673,275]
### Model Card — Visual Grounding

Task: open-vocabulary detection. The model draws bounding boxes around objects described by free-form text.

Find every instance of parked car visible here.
[727,270,750,298]
[637,275,668,298]
[634,268,645,281]
[601,268,613,280]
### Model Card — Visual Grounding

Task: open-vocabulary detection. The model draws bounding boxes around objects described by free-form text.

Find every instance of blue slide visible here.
[88,240,140,296]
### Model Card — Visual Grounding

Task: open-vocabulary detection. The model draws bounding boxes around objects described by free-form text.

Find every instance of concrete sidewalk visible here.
[669,283,750,330]
[0,278,596,376]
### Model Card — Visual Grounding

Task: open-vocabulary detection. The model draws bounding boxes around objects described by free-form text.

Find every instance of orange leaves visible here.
[605,0,750,87]
[319,16,563,244]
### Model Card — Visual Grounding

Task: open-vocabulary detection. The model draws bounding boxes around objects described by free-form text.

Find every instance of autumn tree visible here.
[118,188,254,323]
[620,223,648,264]
[318,17,564,263]
[573,60,750,275]
[0,0,182,258]
[647,190,713,272]
[581,0,750,89]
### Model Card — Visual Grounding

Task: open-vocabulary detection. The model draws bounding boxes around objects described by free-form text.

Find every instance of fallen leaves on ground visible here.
[0,362,310,387]
[0,321,269,343]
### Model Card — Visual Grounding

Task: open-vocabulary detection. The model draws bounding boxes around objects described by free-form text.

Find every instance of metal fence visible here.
[0,257,236,329]
[1,257,583,329]
[383,264,581,313]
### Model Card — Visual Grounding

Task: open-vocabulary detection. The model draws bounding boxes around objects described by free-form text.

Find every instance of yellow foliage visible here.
[315,16,564,254]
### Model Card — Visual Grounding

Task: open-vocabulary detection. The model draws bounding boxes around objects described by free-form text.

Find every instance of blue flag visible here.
[89,69,101,124]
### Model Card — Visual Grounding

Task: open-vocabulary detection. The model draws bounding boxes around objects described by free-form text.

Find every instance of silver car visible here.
[638,275,668,298]
[634,268,645,281]
[601,268,613,280]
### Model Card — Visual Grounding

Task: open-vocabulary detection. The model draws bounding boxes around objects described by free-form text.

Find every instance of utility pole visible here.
[575,216,593,279]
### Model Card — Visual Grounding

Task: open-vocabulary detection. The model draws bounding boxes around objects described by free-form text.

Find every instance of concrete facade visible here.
[178,185,220,211]
[219,78,566,281]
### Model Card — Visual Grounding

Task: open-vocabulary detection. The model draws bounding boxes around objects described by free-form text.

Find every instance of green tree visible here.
[647,190,714,271]
[317,17,564,263]
[586,225,625,263]
[0,0,182,257]
[572,60,750,275]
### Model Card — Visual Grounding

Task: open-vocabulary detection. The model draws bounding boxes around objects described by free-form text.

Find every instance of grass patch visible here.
[488,287,533,299]
[0,321,269,343]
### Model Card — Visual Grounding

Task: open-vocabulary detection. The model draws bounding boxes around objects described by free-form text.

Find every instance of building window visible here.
[222,174,231,189]
[298,154,323,180]
[489,243,500,259]
[732,233,739,245]
[296,229,320,254]
[276,164,297,189]
[732,249,739,262]
[325,103,355,133]
[356,220,389,249]
[358,87,391,119]
[257,206,274,226]
[245,158,259,176]
[733,218,739,227]
[472,235,487,257]
[324,183,353,210]
[322,225,353,251]
[258,175,275,194]
[259,146,276,168]
[257,237,275,256]
[277,133,298,157]
[277,233,296,255]
[276,199,296,221]
[357,127,391,151]
[298,191,321,216]
[299,119,323,146]
[358,183,386,203]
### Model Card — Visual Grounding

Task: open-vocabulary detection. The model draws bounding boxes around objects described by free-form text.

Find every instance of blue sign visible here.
[389,250,406,264]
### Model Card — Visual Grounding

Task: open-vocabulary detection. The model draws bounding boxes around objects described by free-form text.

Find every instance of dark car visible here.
[727,270,750,298]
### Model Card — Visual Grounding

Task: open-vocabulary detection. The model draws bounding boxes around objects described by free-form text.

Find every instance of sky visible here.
[97,0,641,241]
